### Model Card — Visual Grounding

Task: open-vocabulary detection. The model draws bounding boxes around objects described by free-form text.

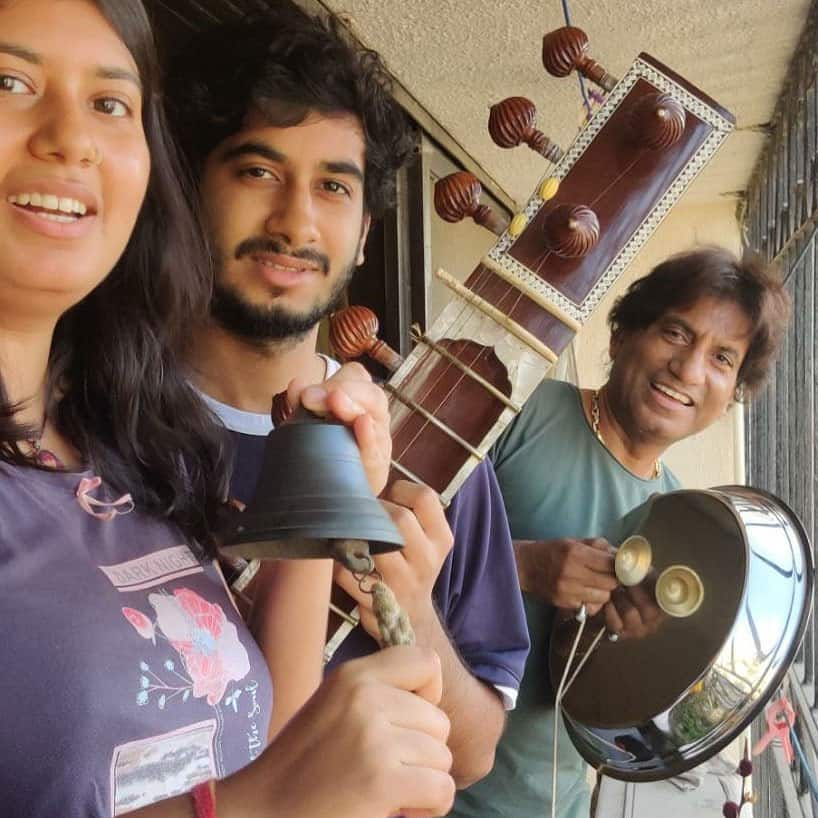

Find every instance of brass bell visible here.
[220,412,403,561]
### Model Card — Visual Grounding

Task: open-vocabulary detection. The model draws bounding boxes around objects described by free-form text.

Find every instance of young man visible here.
[166,2,529,787]
[451,247,791,817]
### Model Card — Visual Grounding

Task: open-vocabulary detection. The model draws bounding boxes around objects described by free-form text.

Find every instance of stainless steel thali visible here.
[551,486,813,781]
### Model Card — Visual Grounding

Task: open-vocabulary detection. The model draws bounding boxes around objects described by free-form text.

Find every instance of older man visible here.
[452,246,790,818]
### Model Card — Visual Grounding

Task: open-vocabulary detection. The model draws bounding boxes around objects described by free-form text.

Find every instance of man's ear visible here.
[356,213,372,266]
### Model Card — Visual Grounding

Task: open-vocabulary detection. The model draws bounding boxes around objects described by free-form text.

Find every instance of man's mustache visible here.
[233,237,330,274]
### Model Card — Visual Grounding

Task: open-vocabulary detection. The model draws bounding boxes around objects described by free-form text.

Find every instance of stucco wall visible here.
[570,199,745,488]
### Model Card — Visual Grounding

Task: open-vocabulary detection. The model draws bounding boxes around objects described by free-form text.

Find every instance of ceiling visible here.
[316,0,812,209]
[148,0,812,212]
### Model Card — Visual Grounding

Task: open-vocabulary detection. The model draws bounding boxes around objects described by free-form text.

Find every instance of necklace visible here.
[26,423,65,470]
[591,389,661,480]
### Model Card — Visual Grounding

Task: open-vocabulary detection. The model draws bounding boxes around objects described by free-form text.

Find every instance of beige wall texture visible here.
[570,200,745,489]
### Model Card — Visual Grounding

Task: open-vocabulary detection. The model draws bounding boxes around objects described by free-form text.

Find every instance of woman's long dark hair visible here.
[0,1,230,552]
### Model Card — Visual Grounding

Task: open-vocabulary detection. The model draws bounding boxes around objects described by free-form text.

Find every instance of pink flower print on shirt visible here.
[148,588,251,706]
[122,607,156,643]
[76,476,134,520]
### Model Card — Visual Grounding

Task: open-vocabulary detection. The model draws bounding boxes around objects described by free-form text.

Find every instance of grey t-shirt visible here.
[0,462,273,817]
[452,378,681,818]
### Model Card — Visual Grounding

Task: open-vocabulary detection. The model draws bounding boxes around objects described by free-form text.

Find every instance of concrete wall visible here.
[570,199,746,488]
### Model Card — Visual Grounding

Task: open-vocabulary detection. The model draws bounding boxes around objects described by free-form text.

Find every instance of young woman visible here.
[0,2,454,817]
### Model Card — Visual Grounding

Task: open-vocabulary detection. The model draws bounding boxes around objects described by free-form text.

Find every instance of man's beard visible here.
[210,261,355,344]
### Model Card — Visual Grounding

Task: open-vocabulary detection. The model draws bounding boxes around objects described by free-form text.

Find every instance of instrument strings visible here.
[388,263,494,462]
[327,265,514,654]
[390,258,535,469]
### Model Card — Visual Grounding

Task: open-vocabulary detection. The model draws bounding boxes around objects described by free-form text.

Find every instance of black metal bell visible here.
[220,414,403,561]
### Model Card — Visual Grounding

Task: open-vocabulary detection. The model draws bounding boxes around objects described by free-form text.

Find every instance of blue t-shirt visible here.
[0,462,273,818]
[201,384,530,708]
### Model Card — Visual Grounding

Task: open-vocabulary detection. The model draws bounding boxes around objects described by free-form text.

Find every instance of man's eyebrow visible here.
[323,160,364,183]
[662,315,694,334]
[220,142,287,164]
[219,143,364,184]
[718,342,744,359]
[0,42,41,64]
[664,314,745,357]
[0,43,141,91]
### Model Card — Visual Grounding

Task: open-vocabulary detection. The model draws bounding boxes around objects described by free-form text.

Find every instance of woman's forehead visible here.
[0,0,140,79]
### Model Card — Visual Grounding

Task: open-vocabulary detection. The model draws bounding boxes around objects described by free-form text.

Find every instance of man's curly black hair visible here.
[165,2,416,216]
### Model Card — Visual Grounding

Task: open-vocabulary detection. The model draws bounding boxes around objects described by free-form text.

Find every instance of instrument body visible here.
[554,487,813,781]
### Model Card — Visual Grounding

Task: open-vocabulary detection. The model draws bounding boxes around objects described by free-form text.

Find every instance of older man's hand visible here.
[514,537,619,616]
[603,579,665,641]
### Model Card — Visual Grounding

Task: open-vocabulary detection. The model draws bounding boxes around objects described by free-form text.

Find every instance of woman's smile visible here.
[6,182,98,239]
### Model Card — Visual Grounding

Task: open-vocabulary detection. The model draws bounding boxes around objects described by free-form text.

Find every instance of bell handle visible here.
[270,391,339,427]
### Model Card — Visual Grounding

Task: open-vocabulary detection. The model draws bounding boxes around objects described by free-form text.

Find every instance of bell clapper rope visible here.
[332,539,415,648]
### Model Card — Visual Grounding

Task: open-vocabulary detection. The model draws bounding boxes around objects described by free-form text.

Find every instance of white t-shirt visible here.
[197,354,341,435]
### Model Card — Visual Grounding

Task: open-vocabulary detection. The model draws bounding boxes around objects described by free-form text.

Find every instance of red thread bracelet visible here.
[191,780,216,818]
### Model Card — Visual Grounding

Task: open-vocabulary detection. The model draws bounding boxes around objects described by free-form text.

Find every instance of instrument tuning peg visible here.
[488,97,564,164]
[543,203,600,258]
[630,92,686,150]
[434,171,509,236]
[542,26,618,93]
[329,305,404,373]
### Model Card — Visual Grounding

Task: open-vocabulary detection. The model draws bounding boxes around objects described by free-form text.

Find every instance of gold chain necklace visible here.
[591,389,661,480]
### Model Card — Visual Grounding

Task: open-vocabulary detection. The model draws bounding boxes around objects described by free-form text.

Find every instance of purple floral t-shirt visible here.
[0,462,272,817]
